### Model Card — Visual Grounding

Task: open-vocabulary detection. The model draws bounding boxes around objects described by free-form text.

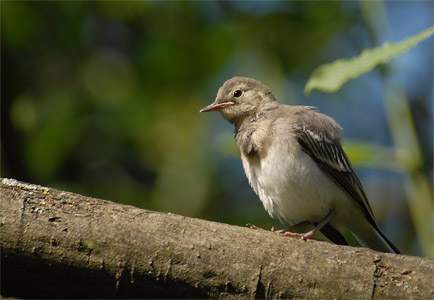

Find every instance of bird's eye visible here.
[233,90,243,98]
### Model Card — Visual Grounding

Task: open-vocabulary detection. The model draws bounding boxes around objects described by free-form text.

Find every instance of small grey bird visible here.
[200,76,400,254]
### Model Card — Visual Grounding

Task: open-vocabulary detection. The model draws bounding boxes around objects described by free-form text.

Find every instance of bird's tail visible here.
[353,225,400,254]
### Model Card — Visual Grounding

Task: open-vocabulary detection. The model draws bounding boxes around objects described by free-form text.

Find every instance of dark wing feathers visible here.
[295,125,379,230]
[295,124,401,254]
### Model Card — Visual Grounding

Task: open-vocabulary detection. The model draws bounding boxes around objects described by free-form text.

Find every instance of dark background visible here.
[2,1,433,257]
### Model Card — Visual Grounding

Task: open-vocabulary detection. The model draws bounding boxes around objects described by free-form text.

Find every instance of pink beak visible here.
[200,101,234,113]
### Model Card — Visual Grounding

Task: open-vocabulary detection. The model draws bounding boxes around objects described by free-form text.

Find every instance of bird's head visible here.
[200,77,276,124]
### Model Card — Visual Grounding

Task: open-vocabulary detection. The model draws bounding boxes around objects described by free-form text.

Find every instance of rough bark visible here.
[1,177,433,299]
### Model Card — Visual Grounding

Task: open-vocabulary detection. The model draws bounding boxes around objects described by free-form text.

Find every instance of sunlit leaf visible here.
[305,26,434,95]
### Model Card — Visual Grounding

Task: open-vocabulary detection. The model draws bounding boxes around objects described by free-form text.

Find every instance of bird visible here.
[200,76,400,254]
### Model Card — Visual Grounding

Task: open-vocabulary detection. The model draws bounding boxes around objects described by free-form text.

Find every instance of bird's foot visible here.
[248,223,314,241]
[248,224,280,233]
[282,230,315,241]
[247,223,265,231]
[274,228,295,234]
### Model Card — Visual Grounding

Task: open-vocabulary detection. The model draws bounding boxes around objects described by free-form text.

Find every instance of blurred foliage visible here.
[305,26,434,94]
[1,1,432,257]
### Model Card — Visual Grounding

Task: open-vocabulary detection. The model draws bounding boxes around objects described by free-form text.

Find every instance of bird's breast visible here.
[241,137,341,224]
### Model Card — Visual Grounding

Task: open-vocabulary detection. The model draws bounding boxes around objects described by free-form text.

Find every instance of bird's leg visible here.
[273,220,312,234]
[282,210,337,241]
[249,211,335,241]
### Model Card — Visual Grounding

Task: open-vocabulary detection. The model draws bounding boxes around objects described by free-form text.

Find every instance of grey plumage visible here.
[200,76,400,254]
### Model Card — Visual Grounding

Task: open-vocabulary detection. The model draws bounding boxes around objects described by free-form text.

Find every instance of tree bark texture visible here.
[1,177,433,299]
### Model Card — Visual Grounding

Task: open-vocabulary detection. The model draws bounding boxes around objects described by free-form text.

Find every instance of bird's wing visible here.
[294,125,378,229]
[295,124,401,254]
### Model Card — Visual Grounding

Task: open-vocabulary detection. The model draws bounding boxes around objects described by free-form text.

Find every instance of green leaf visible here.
[304,26,434,95]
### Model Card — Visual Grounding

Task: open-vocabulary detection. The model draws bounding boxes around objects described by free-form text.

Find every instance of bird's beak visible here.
[199,101,234,113]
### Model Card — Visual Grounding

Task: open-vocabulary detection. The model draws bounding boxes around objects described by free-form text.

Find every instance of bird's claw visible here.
[247,223,263,230]
[281,231,315,241]
[248,224,314,241]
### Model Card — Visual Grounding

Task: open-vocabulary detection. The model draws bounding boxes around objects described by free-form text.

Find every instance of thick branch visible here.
[1,177,433,299]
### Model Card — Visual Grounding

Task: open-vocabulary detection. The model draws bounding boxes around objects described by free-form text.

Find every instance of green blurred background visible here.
[1,1,432,257]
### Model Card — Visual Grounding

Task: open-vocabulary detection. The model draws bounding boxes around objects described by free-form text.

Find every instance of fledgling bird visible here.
[200,76,400,254]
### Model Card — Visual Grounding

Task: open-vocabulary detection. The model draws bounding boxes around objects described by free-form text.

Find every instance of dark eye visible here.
[233,90,243,98]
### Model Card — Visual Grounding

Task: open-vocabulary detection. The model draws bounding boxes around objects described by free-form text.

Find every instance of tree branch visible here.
[1,177,433,299]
